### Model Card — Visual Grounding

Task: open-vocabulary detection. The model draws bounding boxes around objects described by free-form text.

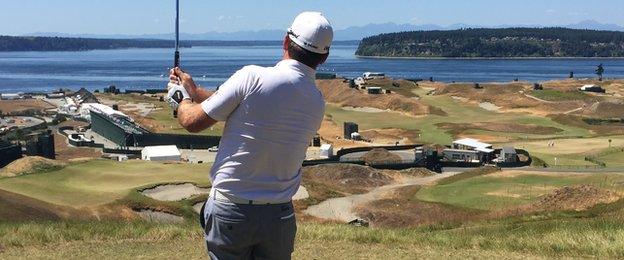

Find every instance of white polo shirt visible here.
[201,59,325,202]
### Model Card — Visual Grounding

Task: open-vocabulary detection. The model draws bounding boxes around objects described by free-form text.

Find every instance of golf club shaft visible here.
[172,0,181,117]
[174,0,180,67]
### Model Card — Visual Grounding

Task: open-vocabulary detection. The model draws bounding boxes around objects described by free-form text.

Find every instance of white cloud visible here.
[217,15,244,21]
[568,11,588,16]
[546,9,556,14]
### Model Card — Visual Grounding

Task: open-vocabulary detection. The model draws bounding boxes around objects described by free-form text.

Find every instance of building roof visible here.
[476,147,495,153]
[502,146,517,154]
[443,148,479,154]
[453,138,492,149]
[141,145,181,157]
[83,103,131,121]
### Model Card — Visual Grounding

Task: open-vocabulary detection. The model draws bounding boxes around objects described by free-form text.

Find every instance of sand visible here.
[135,209,184,223]
[292,185,310,200]
[141,183,210,201]
[341,106,387,113]
[479,102,501,112]
[304,172,458,222]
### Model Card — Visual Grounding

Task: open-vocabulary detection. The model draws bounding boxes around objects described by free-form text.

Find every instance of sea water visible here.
[0,44,623,93]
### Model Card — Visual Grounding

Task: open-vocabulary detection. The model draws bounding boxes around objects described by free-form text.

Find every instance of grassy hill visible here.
[0,160,211,207]
[1,167,624,258]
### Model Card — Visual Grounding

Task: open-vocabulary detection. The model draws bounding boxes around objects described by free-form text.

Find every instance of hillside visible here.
[0,36,191,52]
[356,28,624,57]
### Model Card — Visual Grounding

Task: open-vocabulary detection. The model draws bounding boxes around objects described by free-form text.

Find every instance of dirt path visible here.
[524,94,556,103]
[563,107,583,114]
[303,172,459,222]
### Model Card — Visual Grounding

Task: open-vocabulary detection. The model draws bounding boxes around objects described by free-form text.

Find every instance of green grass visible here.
[417,172,624,210]
[1,216,624,259]
[0,160,212,207]
[507,137,624,167]
[531,89,592,101]
[596,148,624,167]
[436,167,500,185]
[324,93,590,145]
[149,108,224,136]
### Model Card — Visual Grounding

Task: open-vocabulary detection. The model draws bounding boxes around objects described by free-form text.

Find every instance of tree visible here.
[596,64,605,81]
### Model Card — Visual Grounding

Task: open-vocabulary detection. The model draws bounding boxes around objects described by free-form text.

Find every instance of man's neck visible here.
[281,53,317,70]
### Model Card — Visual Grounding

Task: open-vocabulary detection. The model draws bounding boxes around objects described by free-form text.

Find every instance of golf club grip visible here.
[174,51,180,68]
[172,89,183,117]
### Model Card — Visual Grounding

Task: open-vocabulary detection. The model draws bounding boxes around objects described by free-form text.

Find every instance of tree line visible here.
[356,28,624,57]
[0,36,192,52]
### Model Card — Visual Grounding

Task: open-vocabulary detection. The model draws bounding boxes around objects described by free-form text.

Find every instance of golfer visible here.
[168,12,333,260]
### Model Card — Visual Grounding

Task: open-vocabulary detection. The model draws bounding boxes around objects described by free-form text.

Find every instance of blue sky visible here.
[2,0,623,35]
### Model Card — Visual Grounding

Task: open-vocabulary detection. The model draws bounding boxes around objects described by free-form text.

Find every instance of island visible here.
[0,36,191,52]
[355,28,624,58]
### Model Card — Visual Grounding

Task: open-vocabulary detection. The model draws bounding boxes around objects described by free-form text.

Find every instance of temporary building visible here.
[141,145,181,161]
[452,138,494,153]
[0,93,20,100]
[320,144,333,158]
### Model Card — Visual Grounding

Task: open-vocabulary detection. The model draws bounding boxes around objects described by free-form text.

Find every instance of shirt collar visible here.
[276,59,316,80]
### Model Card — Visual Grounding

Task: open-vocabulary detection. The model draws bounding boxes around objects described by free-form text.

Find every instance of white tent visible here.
[141,145,181,161]
[320,144,333,158]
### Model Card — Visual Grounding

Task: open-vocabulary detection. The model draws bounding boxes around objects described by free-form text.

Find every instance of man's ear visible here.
[319,53,329,65]
[283,35,290,51]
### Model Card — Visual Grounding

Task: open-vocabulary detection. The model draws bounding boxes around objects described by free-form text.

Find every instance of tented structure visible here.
[141,145,181,161]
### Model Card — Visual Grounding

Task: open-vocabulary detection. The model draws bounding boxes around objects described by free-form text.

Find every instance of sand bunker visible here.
[341,106,386,113]
[292,185,310,200]
[479,102,501,112]
[135,209,184,223]
[141,183,210,201]
[193,202,204,214]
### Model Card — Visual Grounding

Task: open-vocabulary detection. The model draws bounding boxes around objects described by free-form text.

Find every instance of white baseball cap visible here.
[287,12,333,54]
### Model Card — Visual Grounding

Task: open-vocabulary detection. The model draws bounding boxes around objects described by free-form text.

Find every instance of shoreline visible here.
[355,55,624,60]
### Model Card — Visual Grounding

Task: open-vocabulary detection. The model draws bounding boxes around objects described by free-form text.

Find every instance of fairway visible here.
[324,93,590,145]
[505,136,624,166]
[0,160,212,207]
[507,136,624,155]
[416,170,624,210]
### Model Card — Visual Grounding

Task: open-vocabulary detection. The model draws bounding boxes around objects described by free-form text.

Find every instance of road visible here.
[303,172,459,222]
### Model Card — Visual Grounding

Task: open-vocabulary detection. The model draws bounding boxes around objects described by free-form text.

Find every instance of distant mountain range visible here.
[21,20,624,41]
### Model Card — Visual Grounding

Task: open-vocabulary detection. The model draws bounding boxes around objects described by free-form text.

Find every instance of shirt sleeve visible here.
[200,67,254,121]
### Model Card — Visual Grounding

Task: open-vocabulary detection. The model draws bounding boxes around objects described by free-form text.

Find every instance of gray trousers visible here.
[200,197,297,260]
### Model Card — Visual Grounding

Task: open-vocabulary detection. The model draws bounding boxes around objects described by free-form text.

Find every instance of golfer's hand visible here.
[170,67,198,100]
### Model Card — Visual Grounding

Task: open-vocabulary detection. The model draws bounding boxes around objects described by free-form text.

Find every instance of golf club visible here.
[170,0,183,117]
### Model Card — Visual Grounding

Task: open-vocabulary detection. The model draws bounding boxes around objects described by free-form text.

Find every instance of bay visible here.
[0,44,623,93]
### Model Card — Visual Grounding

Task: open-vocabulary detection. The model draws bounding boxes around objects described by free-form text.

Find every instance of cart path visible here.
[524,93,556,103]
[303,172,459,222]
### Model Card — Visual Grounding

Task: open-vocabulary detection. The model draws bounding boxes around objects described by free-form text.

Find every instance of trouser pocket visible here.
[276,204,297,253]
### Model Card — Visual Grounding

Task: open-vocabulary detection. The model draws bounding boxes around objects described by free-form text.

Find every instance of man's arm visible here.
[176,99,217,133]
[193,87,214,103]
[170,66,251,133]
